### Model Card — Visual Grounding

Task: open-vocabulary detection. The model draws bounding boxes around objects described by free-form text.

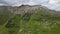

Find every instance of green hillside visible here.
[0,5,60,34]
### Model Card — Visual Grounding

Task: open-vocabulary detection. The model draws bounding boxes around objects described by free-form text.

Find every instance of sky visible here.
[0,0,60,11]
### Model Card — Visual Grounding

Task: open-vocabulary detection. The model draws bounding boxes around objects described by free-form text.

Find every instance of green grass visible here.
[0,11,60,34]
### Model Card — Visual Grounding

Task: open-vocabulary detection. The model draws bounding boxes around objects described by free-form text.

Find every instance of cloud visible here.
[0,0,60,11]
[28,0,48,5]
[49,0,60,5]
[42,0,60,11]
[28,0,60,11]
[0,0,30,6]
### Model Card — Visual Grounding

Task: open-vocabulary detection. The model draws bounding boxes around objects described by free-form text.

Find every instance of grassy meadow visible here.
[0,10,60,34]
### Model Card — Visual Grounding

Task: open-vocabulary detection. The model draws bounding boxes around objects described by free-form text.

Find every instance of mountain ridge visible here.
[0,5,60,15]
[0,5,60,34]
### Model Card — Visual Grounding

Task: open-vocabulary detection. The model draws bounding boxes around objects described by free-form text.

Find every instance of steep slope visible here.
[0,5,60,34]
[0,5,59,15]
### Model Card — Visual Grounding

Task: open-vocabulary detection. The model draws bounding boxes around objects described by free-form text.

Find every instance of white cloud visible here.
[0,0,30,6]
[24,2,36,5]
[48,0,60,6]
[0,0,60,11]
[41,0,60,11]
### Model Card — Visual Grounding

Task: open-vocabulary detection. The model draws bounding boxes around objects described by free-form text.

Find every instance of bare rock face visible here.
[0,5,60,34]
[0,5,59,15]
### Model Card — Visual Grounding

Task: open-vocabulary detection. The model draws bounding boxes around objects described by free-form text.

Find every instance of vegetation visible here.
[0,5,60,34]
